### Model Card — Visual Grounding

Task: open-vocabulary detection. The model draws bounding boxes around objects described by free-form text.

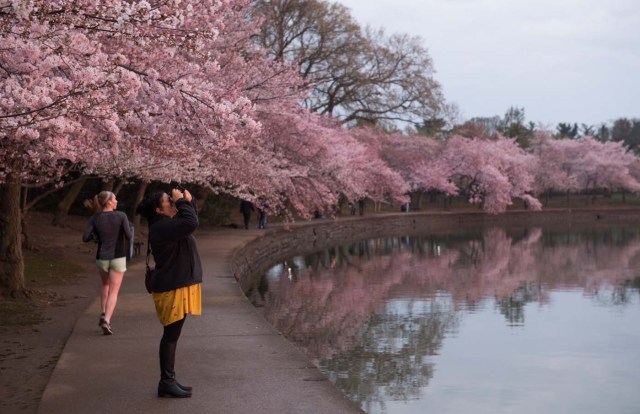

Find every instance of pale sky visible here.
[337,0,640,128]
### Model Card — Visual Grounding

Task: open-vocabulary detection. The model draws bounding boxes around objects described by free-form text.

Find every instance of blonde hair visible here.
[97,191,114,207]
[83,191,114,213]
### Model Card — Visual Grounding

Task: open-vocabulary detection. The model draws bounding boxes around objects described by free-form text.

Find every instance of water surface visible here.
[252,226,640,414]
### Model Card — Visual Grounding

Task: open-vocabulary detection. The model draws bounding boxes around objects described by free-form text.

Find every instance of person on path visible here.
[136,187,202,398]
[83,191,132,335]
[240,199,254,229]
[258,207,268,229]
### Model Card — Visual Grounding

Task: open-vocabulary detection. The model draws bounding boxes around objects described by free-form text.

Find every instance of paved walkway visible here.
[38,227,364,414]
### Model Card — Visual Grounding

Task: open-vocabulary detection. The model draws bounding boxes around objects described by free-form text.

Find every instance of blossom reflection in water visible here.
[252,226,640,414]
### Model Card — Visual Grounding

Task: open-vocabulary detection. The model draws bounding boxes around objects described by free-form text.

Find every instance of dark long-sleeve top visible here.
[240,200,254,214]
[148,198,203,293]
[83,211,132,260]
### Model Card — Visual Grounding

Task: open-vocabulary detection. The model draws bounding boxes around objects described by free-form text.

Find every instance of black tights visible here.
[159,316,186,382]
[161,316,186,344]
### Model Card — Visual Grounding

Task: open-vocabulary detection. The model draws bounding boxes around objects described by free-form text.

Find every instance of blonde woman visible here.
[83,191,132,335]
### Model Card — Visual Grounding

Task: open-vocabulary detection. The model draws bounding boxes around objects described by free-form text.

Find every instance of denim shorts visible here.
[96,257,127,273]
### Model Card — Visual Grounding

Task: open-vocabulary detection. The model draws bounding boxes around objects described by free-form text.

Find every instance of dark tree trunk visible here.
[21,210,33,251]
[52,177,87,226]
[195,186,211,212]
[20,187,33,250]
[131,181,148,242]
[0,171,25,297]
[102,177,115,192]
[113,179,125,195]
[415,191,423,210]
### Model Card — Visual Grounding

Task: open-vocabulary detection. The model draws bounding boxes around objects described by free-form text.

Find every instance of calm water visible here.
[251,226,640,414]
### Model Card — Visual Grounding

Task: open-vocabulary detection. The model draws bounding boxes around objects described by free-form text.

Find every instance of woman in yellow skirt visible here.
[136,187,203,398]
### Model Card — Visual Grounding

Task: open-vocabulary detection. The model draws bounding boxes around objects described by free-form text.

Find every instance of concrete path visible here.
[38,227,364,414]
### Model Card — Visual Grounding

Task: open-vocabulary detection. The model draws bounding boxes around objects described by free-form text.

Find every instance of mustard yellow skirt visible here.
[152,283,202,326]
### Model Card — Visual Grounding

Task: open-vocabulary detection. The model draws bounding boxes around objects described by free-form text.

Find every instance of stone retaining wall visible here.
[230,209,640,294]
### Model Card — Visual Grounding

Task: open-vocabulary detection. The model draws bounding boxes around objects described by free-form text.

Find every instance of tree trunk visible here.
[20,187,33,250]
[195,186,211,212]
[102,177,115,192]
[52,177,87,226]
[113,179,125,195]
[0,171,25,296]
[131,181,149,242]
[415,191,423,210]
[21,210,34,251]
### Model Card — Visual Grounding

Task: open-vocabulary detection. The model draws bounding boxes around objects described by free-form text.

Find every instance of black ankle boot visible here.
[159,341,191,398]
[158,380,192,398]
[176,381,192,392]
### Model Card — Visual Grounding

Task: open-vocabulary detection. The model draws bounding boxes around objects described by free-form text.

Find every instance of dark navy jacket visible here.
[148,199,203,293]
[83,211,132,260]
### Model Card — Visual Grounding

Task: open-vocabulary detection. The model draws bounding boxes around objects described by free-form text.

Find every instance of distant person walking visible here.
[240,199,254,229]
[349,201,356,216]
[258,207,267,229]
[136,187,202,398]
[83,191,132,335]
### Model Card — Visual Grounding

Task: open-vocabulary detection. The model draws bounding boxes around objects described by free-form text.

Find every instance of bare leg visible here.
[104,270,124,323]
[99,271,109,314]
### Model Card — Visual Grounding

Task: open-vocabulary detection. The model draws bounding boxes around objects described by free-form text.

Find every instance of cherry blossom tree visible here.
[571,137,640,199]
[0,0,411,295]
[530,134,640,204]
[440,135,542,213]
[0,0,284,295]
[352,128,457,208]
[529,133,578,204]
[248,111,409,217]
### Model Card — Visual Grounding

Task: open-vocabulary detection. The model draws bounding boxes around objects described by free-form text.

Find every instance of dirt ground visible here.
[0,212,120,413]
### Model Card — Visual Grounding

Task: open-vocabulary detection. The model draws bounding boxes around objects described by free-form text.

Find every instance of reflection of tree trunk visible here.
[52,177,87,226]
[0,170,25,297]
[131,181,149,241]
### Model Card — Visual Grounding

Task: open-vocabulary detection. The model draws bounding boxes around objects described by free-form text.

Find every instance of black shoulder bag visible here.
[144,235,155,294]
